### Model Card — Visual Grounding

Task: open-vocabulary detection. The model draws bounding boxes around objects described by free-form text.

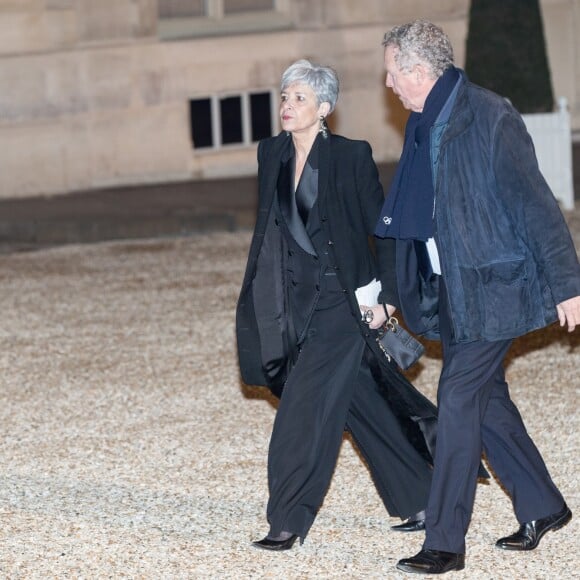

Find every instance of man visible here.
[375,19,580,575]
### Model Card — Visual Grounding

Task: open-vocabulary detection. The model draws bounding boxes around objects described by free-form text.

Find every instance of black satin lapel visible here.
[317,134,331,213]
[296,165,318,224]
[276,158,294,224]
[277,158,317,256]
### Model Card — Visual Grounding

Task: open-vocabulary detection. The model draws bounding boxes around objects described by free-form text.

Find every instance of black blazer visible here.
[237,132,400,386]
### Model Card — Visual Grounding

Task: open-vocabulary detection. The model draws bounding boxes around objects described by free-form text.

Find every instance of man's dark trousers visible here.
[422,279,565,554]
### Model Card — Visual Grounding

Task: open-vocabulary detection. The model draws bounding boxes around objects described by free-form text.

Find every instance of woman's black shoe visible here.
[252,534,299,551]
[391,510,426,532]
[391,518,426,532]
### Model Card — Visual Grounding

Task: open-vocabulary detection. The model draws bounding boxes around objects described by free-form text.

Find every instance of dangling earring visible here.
[319,115,328,139]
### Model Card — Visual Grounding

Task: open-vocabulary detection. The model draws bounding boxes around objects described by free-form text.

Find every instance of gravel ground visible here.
[0,210,578,579]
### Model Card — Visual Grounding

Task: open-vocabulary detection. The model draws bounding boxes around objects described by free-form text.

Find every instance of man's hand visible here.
[556,295,580,332]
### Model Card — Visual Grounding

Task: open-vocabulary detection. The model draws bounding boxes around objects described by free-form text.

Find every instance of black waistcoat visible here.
[276,148,344,347]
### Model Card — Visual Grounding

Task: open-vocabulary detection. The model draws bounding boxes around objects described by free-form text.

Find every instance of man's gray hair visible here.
[281,59,339,113]
[382,20,454,79]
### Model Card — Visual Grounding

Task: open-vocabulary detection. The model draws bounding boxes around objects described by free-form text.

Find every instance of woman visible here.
[236,60,436,550]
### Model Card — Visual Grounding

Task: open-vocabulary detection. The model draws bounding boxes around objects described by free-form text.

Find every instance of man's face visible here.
[384,45,429,113]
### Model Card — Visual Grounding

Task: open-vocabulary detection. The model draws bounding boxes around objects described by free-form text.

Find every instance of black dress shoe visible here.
[496,503,572,551]
[252,534,299,551]
[391,517,426,532]
[396,549,465,575]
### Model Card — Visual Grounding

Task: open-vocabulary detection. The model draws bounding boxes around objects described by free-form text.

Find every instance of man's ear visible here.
[414,63,430,85]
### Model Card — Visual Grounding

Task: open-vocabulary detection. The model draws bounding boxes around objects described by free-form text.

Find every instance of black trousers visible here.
[266,296,433,539]
[423,280,565,554]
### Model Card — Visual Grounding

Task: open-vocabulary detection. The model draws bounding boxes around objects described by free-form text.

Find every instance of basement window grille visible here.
[190,91,274,150]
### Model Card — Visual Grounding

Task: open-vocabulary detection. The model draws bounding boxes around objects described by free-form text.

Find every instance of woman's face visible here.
[279,82,328,136]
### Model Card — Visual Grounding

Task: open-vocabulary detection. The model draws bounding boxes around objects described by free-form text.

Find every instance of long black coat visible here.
[236,131,439,456]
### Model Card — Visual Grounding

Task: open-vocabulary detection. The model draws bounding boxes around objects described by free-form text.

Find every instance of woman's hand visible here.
[360,303,396,330]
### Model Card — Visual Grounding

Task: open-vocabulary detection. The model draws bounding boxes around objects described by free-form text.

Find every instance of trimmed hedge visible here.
[465,0,554,113]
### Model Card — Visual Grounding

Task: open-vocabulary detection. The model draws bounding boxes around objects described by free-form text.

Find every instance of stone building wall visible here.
[0,0,577,198]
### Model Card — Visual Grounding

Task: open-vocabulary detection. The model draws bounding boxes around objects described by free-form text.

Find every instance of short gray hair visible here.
[280,59,339,113]
[382,20,454,79]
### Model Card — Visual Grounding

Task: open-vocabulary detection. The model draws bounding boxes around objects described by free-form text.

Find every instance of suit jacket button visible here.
[328,240,334,245]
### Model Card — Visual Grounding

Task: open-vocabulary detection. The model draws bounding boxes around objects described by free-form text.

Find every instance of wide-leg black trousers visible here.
[265,297,433,539]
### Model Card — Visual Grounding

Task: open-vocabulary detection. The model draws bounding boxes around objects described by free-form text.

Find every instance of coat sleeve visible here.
[493,111,580,303]
[354,141,400,308]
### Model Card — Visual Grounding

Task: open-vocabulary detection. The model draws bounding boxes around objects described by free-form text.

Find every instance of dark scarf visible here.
[375,66,460,241]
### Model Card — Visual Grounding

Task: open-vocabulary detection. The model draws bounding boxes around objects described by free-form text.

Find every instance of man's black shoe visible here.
[396,549,465,574]
[496,503,572,551]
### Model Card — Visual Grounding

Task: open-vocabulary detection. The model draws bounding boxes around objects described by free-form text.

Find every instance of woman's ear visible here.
[319,102,331,118]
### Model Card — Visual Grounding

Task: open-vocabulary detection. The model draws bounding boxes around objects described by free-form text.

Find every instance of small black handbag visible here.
[376,316,425,370]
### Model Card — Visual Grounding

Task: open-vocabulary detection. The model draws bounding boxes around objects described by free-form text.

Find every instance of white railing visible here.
[522,97,574,210]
